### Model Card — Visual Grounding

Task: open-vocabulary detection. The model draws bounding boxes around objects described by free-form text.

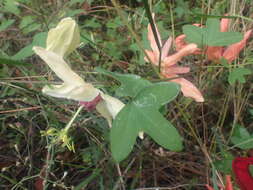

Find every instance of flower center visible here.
[79,94,102,111]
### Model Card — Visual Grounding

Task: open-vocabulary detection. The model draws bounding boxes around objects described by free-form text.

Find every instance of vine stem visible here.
[65,105,84,132]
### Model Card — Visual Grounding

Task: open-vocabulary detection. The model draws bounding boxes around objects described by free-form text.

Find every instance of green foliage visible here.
[0,57,28,66]
[19,15,41,34]
[211,166,219,190]
[0,19,15,32]
[111,82,182,162]
[106,17,122,29]
[214,151,234,174]
[95,67,152,97]
[74,168,101,190]
[97,68,181,162]
[13,32,47,60]
[83,18,102,29]
[183,18,243,47]
[129,29,149,65]
[2,0,20,15]
[228,67,251,85]
[1,0,253,188]
[174,0,190,18]
[231,124,253,150]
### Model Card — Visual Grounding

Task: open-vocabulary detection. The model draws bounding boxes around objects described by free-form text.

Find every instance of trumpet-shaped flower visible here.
[34,47,100,101]
[175,17,252,63]
[206,175,233,190]
[46,17,80,57]
[33,17,125,127]
[33,47,124,126]
[145,14,204,102]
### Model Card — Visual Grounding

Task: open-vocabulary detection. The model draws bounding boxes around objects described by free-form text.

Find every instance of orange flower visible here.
[206,175,233,190]
[175,17,252,63]
[145,14,204,102]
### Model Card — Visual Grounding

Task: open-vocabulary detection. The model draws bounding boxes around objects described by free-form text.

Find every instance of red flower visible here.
[232,157,253,190]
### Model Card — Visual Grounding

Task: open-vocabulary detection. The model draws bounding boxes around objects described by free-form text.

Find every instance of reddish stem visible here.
[79,94,102,111]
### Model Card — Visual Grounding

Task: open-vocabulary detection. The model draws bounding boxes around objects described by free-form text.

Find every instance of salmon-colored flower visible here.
[206,175,233,190]
[145,14,204,102]
[175,17,252,63]
[206,20,252,63]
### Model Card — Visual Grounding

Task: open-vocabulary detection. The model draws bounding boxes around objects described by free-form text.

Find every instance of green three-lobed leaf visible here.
[228,68,251,85]
[183,18,243,47]
[111,82,182,162]
[97,69,183,162]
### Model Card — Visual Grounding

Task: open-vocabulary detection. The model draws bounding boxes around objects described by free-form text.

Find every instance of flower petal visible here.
[163,66,190,75]
[232,157,253,190]
[163,44,198,67]
[223,30,252,63]
[171,77,204,102]
[225,175,233,190]
[42,83,100,102]
[220,17,230,32]
[206,46,223,61]
[46,17,80,57]
[96,94,125,127]
[34,47,100,102]
[175,34,187,51]
[144,50,157,65]
[161,37,172,60]
[205,184,214,190]
[33,47,84,86]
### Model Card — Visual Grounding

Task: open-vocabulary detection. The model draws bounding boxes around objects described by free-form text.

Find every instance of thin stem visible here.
[65,105,84,132]
[110,0,160,77]
[142,0,162,72]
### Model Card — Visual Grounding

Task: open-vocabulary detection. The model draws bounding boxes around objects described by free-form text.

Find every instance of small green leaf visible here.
[3,0,20,15]
[183,18,243,47]
[111,82,182,162]
[213,152,234,174]
[95,67,152,97]
[231,124,253,150]
[0,19,15,32]
[19,16,34,29]
[228,68,251,85]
